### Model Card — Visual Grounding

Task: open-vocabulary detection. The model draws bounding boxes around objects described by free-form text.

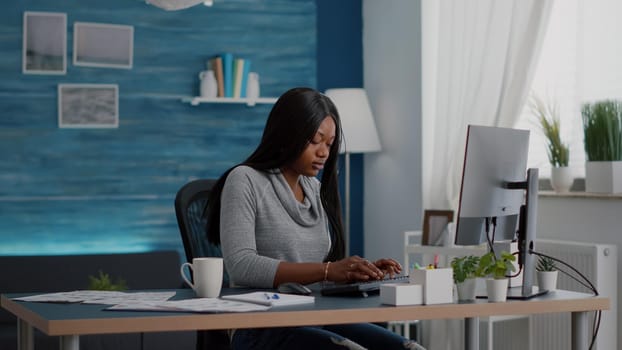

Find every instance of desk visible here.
[1,289,608,350]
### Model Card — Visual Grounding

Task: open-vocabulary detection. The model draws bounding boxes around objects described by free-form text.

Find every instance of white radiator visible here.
[530,239,617,350]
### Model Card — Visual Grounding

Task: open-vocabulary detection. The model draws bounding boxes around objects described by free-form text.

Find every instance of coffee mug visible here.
[180,257,223,298]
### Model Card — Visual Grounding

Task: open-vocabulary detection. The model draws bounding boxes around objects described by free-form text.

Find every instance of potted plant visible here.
[476,251,516,302]
[536,256,558,292]
[581,100,622,193]
[529,94,572,192]
[451,255,481,301]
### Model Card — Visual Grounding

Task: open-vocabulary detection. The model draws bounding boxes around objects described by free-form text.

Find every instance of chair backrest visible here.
[174,178,229,286]
[174,179,231,350]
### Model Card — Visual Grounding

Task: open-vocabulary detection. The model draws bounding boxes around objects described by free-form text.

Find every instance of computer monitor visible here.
[454,125,544,299]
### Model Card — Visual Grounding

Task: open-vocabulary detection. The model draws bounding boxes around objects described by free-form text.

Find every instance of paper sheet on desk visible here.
[107,298,270,313]
[13,290,176,305]
[221,292,315,307]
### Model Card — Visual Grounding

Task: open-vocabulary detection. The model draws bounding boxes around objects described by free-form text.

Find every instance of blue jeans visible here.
[231,323,421,350]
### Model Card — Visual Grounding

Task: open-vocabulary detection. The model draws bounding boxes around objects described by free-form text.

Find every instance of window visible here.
[514,0,622,178]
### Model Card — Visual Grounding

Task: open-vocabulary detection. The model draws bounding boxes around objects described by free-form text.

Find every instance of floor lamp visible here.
[324,88,381,255]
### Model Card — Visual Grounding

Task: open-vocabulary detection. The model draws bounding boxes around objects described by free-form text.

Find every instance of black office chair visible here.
[174,178,231,350]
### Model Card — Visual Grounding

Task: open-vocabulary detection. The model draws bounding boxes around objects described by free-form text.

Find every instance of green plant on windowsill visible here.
[450,255,481,284]
[476,251,516,279]
[528,94,569,167]
[87,270,128,291]
[536,256,557,272]
[582,100,622,161]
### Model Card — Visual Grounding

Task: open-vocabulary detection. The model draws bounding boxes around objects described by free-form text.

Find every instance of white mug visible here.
[180,257,223,298]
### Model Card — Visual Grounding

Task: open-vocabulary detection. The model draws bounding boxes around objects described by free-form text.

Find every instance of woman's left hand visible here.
[373,258,402,278]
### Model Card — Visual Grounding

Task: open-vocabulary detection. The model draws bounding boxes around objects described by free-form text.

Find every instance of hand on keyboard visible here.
[327,256,403,283]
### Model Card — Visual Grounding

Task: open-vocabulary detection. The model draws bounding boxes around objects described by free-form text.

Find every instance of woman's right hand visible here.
[327,255,386,283]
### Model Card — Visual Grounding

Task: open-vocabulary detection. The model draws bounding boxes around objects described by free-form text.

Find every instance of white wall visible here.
[362,0,422,263]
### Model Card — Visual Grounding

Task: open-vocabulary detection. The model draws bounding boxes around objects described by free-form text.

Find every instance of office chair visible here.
[174,178,230,350]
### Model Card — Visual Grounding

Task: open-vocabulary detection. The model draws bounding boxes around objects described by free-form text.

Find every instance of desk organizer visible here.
[409,268,453,304]
[380,283,422,306]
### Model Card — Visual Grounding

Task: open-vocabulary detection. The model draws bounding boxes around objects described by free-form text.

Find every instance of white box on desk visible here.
[409,268,453,304]
[380,283,422,306]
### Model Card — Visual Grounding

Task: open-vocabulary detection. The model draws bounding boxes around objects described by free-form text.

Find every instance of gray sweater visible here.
[220,166,331,288]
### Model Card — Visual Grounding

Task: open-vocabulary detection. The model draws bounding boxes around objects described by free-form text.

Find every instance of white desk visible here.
[1,288,609,350]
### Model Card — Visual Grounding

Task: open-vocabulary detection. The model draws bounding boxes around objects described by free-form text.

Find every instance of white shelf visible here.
[181,96,278,107]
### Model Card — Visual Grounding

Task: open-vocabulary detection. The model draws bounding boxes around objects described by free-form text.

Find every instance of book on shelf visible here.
[208,56,224,98]
[221,53,234,98]
[233,58,245,98]
[239,59,251,98]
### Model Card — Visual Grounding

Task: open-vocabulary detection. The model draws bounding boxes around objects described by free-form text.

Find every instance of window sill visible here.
[539,190,622,200]
[538,178,622,199]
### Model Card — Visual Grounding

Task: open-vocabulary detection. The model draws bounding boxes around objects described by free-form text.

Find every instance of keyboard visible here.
[320,275,410,297]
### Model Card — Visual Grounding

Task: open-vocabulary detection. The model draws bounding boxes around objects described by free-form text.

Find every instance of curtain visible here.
[420,1,553,349]
[422,0,553,212]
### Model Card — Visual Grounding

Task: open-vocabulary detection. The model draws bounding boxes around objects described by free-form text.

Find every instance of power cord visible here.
[529,249,601,350]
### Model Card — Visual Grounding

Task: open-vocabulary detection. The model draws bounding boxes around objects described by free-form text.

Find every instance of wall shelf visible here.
[181,96,277,107]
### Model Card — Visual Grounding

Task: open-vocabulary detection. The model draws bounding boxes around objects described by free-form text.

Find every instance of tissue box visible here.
[380,283,422,306]
[409,268,453,304]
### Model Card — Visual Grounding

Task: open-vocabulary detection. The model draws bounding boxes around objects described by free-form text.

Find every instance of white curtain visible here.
[422,0,553,212]
[420,1,553,349]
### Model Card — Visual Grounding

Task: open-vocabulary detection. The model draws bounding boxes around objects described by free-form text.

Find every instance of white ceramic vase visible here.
[585,161,622,193]
[485,278,508,303]
[537,270,558,292]
[456,278,477,301]
[550,166,573,193]
[245,72,260,105]
[199,70,218,98]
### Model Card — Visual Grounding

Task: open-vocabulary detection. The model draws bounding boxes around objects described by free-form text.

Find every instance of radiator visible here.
[530,239,617,350]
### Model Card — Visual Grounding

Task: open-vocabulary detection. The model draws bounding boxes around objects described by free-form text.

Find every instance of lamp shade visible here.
[325,88,381,154]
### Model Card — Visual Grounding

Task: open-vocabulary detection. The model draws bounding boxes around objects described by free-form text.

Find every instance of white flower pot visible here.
[537,270,558,292]
[550,167,573,193]
[456,278,477,301]
[485,278,508,303]
[585,161,622,193]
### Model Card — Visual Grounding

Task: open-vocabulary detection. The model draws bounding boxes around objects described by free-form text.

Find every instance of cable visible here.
[529,250,598,295]
[529,249,601,350]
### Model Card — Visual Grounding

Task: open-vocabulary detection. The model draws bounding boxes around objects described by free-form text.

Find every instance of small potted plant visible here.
[536,256,558,292]
[582,100,622,193]
[528,94,572,192]
[476,251,516,302]
[451,255,481,301]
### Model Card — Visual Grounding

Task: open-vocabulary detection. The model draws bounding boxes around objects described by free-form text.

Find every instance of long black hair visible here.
[205,87,345,261]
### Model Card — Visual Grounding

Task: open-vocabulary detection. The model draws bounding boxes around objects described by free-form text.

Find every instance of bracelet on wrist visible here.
[323,261,331,282]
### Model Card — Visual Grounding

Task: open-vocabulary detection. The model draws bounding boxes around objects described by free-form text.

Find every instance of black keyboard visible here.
[320,275,410,297]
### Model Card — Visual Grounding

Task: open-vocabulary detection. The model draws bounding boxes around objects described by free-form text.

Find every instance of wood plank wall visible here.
[0,0,316,256]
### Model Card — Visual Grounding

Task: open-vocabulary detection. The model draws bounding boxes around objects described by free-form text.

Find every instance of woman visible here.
[206,87,421,350]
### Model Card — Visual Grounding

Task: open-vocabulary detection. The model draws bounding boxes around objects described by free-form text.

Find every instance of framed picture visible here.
[58,84,119,128]
[22,12,67,74]
[73,22,134,69]
[421,210,454,246]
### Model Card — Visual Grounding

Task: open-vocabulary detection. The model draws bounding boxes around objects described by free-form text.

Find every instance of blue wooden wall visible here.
[0,0,318,257]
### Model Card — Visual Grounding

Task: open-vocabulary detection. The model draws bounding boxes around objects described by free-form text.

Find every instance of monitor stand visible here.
[506,286,548,300]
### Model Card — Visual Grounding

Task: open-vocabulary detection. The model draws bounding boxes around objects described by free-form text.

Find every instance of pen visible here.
[264,293,279,300]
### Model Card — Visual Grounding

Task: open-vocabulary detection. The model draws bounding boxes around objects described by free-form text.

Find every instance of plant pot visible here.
[550,167,573,193]
[537,270,558,292]
[485,278,508,302]
[456,278,477,301]
[585,161,622,193]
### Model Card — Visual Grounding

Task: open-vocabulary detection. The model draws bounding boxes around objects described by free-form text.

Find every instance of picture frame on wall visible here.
[421,210,454,246]
[58,84,119,128]
[22,11,67,75]
[73,22,134,69]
